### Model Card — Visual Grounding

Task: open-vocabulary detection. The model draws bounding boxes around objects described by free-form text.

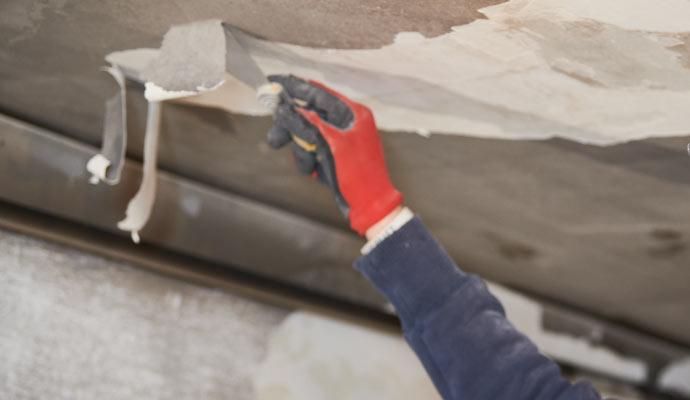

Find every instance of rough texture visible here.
[142,20,226,91]
[0,228,287,400]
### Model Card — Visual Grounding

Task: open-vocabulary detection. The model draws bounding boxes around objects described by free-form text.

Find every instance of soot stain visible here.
[648,242,686,258]
[650,228,682,241]
[485,231,538,261]
[648,228,685,258]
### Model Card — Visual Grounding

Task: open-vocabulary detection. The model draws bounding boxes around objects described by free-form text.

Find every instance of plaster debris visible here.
[107,0,690,146]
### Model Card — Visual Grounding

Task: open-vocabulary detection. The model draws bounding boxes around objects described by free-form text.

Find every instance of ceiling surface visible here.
[1,0,689,349]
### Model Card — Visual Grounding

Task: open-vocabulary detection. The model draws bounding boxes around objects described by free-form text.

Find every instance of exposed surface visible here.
[1,0,689,352]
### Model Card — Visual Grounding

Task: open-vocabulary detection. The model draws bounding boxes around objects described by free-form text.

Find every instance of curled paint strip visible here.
[117,101,162,243]
[86,66,128,185]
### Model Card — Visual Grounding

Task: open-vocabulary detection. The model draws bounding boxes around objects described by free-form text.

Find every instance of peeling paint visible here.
[106,0,690,146]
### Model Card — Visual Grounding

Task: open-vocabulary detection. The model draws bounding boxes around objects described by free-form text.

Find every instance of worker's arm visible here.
[356,209,603,400]
[265,75,604,400]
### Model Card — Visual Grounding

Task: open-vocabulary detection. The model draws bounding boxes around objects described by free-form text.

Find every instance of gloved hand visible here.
[266,75,403,236]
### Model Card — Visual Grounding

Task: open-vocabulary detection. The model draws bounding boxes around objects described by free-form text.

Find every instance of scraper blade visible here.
[222,24,282,110]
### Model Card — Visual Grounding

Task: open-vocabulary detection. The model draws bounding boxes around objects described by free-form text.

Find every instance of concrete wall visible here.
[0,228,287,400]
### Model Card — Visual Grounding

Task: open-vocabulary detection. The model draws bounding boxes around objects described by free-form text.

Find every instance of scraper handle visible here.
[257,82,284,111]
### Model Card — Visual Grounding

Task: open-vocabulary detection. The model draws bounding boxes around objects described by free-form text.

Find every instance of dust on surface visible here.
[142,19,226,92]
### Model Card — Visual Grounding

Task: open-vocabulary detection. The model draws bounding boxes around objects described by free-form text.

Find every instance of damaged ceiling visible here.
[1,0,690,359]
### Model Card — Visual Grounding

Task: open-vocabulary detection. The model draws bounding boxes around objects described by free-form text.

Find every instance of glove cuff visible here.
[349,189,403,236]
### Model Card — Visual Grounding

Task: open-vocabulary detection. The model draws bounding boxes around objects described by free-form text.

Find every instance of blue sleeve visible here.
[355,216,603,400]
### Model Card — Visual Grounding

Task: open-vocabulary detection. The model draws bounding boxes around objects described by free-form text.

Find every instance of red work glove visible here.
[266,75,402,236]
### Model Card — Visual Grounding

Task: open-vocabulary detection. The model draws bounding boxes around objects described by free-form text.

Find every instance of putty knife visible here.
[222,24,284,110]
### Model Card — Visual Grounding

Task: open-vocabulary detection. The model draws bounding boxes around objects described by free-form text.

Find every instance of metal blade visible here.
[222,24,268,90]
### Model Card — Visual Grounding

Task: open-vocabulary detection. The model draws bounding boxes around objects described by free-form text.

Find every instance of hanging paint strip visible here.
[86,65,164,244]
[116,100,162,243]
[87,66,128,185]
[90,20,279,243]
